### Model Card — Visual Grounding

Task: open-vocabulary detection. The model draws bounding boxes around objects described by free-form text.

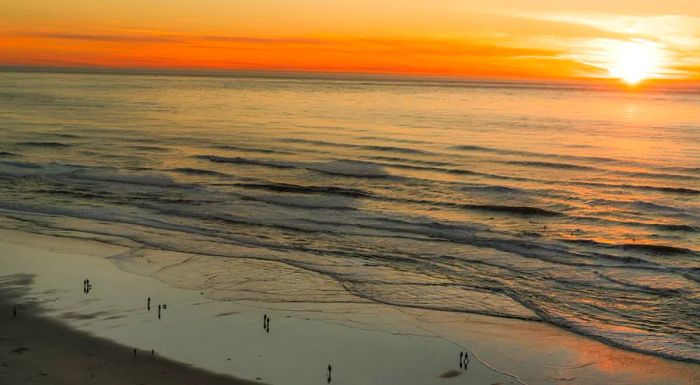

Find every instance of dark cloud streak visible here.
[13,31,560,58]
[16,32,181,43]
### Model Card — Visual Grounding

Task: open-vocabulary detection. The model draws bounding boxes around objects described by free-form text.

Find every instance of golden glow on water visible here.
[433,310,700,385]
[0,72,697,366]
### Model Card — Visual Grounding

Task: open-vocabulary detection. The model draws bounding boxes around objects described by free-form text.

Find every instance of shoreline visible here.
[6,214,696,365]
[1,228,698,385]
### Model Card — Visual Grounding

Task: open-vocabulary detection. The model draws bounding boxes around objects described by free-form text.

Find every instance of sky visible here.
[1,1,699,83]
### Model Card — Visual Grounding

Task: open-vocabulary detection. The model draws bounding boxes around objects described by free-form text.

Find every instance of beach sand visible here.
[1,228,698,385]
[0,287,258,385]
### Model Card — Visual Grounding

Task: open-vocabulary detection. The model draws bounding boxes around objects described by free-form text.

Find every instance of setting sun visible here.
[606,40,665,85]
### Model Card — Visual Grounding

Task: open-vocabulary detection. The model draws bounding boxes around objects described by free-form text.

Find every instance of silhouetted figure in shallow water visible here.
[133,348,137,358]
[459,352,463,368]
[158,304,161,319]
[13,306,17,318]
[327,364,332,383]
[147,297,151,311]
[463,352,469,369]
[263,314,267,329]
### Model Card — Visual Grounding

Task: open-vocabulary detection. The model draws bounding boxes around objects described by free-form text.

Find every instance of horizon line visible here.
[1,64,698,90]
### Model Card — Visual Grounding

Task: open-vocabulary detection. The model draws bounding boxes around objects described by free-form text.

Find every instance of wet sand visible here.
[0,228,698,385]
[0,279,257,385]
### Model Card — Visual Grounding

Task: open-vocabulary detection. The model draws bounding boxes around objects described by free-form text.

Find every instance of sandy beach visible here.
[1,228,697,385]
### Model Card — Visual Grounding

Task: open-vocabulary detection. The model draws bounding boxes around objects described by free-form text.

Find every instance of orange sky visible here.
[1,1,699,83]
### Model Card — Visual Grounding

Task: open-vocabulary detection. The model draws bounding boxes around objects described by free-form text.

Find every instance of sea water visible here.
[0,71,698,362]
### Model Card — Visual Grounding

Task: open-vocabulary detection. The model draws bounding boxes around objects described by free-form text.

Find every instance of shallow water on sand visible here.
[0,71,698,362]
[3,230,698,385]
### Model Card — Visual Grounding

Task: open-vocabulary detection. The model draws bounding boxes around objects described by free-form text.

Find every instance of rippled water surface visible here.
[0,71,698,362]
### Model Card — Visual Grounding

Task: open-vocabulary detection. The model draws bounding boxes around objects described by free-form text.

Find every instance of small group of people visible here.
[263,314,270,333]
[459,351,470,369]
[129,298,161,361]
[147,297,167,319]
[83,278,92,294]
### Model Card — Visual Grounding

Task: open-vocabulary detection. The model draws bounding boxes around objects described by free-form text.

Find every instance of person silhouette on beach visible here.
[459,352,463,367]
[13,306,17,318]
[327,364,332,383]
[133,348,137,358]
[263,314,267,329]
[147,297,151,311]
[158,304,161,319]
[266,317,270,333]
[463,351,469,369]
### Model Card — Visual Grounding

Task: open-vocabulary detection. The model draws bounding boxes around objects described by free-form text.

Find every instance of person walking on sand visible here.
[263,314,267,329]
[459,351,463,368]
[133,348,137,358]
[266,317,270,333]
[463,351,469,369]
[158,304,161,319]
[147,297,151,311]
[327,364,332,383]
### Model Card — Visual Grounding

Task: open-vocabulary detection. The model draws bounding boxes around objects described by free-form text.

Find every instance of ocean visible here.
[0,71,698,363]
